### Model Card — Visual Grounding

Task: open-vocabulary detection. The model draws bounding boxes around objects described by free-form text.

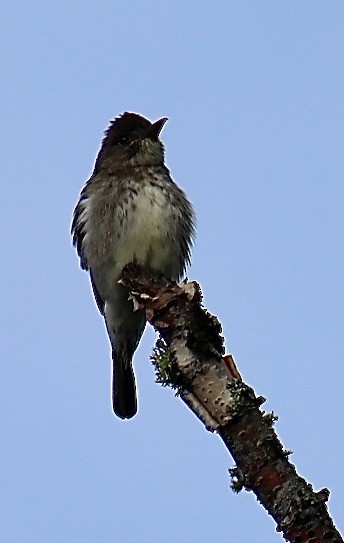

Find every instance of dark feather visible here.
[71,183,91,270]
[90,271,105,315]
[112,349,137,419]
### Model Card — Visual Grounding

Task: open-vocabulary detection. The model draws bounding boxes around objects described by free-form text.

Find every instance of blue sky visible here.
[2,2,343,541]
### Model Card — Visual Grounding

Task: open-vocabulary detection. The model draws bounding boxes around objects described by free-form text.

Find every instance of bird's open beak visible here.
[145,117,168,140]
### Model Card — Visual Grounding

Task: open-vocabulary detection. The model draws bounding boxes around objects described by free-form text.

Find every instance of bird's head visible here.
[94,112,168,172]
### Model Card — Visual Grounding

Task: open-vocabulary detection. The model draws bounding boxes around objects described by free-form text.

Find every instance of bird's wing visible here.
[72,174,110,316]
[90,271,105,315]
[71,181,91,270]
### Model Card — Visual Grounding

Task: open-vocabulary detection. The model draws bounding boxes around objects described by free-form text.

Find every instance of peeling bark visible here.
[121,264,343,543]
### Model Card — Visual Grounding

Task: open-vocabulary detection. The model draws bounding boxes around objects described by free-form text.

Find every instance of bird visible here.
[71,112,195,419]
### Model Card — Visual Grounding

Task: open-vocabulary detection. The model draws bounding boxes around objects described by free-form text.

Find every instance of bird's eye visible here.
[119,136,128,145]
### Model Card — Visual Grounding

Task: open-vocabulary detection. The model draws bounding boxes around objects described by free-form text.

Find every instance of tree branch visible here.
[121,264,343,543]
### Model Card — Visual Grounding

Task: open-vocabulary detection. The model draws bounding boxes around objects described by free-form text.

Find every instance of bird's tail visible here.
[112,350,137,419]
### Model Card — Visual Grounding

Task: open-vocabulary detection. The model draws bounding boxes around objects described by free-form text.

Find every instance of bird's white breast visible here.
[113,181,181,280]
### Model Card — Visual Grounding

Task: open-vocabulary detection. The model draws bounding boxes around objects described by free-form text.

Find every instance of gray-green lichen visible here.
[262,411,279,427]
[228,466,245,493]
[151,338,187,395]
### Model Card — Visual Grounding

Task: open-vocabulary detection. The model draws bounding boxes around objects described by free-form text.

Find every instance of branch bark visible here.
[121,264,343,543]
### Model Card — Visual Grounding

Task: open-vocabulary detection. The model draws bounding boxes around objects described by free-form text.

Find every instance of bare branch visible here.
[121,264,343,543]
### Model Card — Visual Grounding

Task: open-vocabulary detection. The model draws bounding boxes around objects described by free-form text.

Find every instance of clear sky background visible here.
[2,2,343,541]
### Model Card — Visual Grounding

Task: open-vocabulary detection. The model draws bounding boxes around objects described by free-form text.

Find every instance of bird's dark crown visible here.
[102,112,153,147]
[94,112,167,173]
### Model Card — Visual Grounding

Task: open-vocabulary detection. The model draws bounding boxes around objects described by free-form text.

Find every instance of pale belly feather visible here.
[110,183,181,281]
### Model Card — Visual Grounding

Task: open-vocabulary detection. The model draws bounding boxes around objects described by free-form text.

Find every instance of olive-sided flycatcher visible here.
[72,112,195,419]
